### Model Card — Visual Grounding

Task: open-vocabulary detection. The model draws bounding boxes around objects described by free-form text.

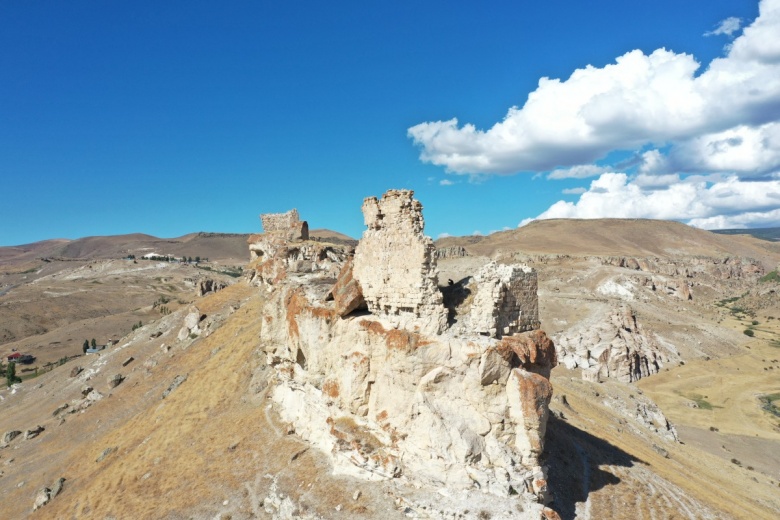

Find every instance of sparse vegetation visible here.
[195,264,243,278]
[716,296,741,306]
[759,270,779,283]
[689,394,719,410]
[759,393,780,418]
[6,361,21,386]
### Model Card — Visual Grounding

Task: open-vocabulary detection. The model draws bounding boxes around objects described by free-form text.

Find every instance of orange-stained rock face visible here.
[330,257,366,317]
[497,330,558,378]
[506,368,553,462]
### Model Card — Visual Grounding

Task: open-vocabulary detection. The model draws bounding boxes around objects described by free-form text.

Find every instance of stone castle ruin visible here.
[260,208,308,240]
[247,209,345,285]
[352,191,449,335]
[247,189,558,517]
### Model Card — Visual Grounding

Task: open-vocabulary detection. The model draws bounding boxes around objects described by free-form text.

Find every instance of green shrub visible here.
[760,270,779,283]
[744,329,755,337]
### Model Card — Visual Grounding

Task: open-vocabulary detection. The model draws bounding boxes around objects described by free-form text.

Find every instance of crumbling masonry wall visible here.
[259,209,309,242]
[470,262,540,337]
[261,209,301,232]
[352,190,447,334]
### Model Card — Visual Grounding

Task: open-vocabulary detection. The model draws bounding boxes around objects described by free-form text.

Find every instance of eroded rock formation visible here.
[555,305,671,382]
[250,190,556,515]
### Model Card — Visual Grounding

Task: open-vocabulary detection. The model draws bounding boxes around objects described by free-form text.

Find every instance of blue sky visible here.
[2,0,777,246]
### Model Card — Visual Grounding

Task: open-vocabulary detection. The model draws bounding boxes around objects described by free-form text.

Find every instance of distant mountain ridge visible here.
[711,227,780,242]
[0,229,354,266]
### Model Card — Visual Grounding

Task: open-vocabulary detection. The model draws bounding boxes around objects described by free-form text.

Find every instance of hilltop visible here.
[436,219,780,266]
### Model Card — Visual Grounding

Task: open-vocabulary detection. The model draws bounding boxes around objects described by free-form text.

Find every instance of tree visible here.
[195,256,201,263]
[187,256,193,263]
[83,339,89,353]
[6,362,20,387]
[91,338,97,348]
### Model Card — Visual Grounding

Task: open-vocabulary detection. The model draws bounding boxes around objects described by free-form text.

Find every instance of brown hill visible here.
[0,228,354,267]
[436,219,780,267]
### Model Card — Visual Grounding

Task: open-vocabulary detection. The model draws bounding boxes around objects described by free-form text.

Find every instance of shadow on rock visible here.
[543,415,643,520]
[440,276,472,324]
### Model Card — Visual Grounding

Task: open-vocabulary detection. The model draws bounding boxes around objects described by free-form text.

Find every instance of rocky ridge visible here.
[247,190,560,517]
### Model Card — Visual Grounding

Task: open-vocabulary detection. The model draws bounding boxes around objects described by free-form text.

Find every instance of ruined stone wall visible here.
[260,209,301,232]
[465,262,540,338]
[352,190,447,334]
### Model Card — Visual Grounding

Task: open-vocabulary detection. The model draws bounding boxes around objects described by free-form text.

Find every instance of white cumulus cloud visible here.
[408,0,780,178]
[704,16,742,37]
[548,164,608,179]
[530,172,780,229]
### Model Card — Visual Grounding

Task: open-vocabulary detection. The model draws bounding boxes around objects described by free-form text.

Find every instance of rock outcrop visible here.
[329,257,366,317]
[435,245,469,259]
[251,189,556,515]
[197,278,229,297]
[555,305,670,382]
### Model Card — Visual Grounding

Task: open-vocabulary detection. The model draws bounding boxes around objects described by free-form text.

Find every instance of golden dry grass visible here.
[550,371,780,519]
[0,283,399,519]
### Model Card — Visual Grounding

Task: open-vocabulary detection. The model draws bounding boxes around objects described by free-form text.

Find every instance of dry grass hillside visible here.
[0,229,352,367]
[0,284,408,519]
[437,219,780,267]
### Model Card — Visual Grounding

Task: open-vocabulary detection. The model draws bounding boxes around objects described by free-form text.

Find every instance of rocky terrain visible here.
[1,194,779,519]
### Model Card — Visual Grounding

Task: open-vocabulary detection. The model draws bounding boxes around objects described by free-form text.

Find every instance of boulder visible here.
[2,430,21,445]
[32,487,51,511]
[107,373,124,389]
[25,425,45,440]
[330,257,366,317]
[162,374,188,399]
